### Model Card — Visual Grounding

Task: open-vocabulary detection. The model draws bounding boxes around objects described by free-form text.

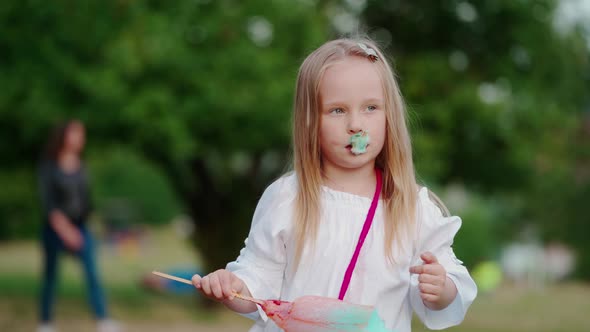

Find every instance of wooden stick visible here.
[151,271,264,305]
[152,271,193,285]
[232,292,265,306]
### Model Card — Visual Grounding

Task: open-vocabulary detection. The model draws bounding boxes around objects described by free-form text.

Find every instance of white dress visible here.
[227,173,477,332]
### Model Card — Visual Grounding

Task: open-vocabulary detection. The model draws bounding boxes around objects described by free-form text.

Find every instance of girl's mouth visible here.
[346,144,369,152]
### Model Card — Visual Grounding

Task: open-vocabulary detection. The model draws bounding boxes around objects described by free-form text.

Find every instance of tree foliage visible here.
[1,0,589,278]
[363,0,590,276]
[0,0,328,271]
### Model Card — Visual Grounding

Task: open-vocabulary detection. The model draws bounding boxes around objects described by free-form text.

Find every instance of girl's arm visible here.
[224,177,294,319]
[409,188,477,329]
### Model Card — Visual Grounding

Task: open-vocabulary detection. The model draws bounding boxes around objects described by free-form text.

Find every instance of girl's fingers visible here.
[201,275,211,295]
[419,283,440,295]
[231,275,244,295]
[422,264,444,276]
[420,252,438,264]
[220,272,235,299]
[209,273,223,299]
[411,263,446,278]
[410,264,437,275]
[418,273,445,286]
[420,292,438,303]
[194,270,244,302]
[191,274,202,289]
[409,265,423,274]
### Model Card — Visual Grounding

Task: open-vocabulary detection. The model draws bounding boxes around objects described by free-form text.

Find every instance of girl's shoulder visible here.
[250,173,297,227]
[414,186,462,235]
[264,172,297,193]
[416,186,449,218]
[258,172,298,207]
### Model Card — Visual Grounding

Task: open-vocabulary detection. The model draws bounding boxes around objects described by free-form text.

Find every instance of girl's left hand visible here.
[409,252,457,310]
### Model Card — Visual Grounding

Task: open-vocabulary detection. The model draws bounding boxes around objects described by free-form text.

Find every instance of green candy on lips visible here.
[349,131,370,155]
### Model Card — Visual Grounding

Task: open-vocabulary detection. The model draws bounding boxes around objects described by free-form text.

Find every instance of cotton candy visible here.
[349,131,370,155]
[256,295,395,332]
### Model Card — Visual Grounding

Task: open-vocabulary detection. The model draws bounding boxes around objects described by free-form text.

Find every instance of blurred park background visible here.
[1,0,589,331]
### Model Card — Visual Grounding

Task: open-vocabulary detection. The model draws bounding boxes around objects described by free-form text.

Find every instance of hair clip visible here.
[358,43,378,62]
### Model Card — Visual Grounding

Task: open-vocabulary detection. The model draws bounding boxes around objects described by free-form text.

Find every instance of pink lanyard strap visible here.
[338,168,382,300]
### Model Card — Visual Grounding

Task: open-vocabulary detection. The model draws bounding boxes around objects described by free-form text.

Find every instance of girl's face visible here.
[318,56,386,174]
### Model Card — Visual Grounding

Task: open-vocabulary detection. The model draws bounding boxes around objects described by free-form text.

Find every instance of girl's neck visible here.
[321,163,376,198]
[58,151,81,173]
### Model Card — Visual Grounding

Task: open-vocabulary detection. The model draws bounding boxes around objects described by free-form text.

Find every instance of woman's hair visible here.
[43,120,83,161]
[291,37,420,265]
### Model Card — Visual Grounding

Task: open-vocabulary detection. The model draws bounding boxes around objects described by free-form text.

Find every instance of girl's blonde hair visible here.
[291,37,420,265]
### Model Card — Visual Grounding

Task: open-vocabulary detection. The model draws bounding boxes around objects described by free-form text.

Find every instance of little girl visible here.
[192,38,477,331]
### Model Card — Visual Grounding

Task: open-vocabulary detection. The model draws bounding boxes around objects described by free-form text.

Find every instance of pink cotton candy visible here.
[258,295,379,332]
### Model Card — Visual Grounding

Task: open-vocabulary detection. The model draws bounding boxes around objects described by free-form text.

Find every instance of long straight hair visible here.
[43,120,85,162]
[291,38,420,265]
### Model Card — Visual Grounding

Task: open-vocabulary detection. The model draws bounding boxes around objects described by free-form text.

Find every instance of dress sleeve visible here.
[226,176,294,321]
[409,188,477,330]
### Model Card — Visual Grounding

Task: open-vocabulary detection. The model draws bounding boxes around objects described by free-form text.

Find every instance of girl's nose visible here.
[347,114,363,134]
[348,127,363,135]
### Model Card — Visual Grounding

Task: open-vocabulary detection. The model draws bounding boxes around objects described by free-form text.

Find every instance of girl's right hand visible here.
[192,270,258,314]
[191,269,246,302]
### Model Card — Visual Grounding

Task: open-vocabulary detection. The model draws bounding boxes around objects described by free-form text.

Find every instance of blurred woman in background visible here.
[37,120,119,332]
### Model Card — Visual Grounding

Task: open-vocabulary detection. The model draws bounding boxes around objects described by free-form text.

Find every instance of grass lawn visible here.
[1,225,588,332]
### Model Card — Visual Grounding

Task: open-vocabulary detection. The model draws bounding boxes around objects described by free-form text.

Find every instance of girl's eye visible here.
[330,108,345,114]
[366,105,377,112]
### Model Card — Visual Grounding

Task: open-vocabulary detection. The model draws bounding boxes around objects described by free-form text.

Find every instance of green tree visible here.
[363,0,590,276]
[2,0,589,279]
